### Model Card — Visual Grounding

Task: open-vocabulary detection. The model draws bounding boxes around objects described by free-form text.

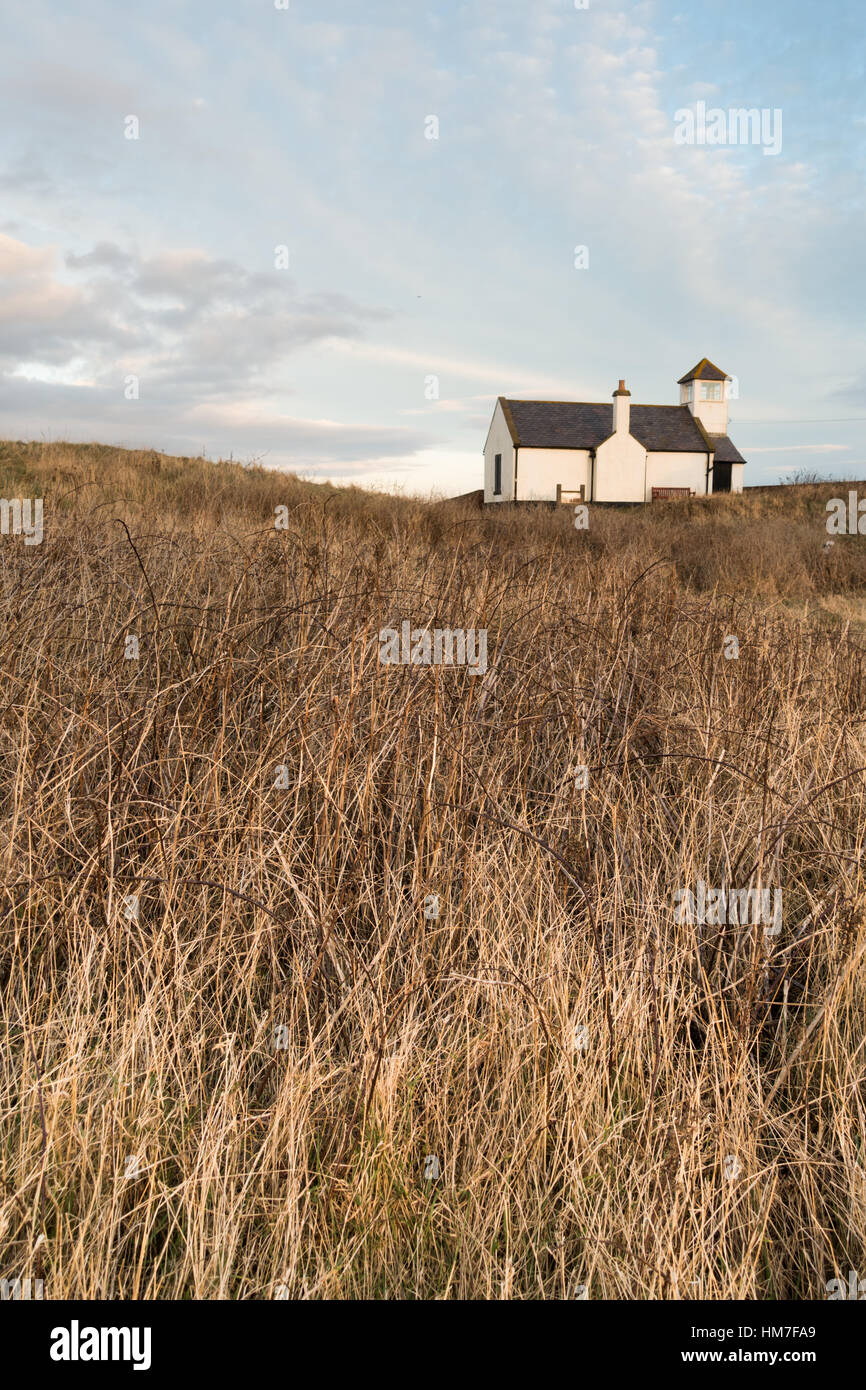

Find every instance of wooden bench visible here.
[651,487,694,501]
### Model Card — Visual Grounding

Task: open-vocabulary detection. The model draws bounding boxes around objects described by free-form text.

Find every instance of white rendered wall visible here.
[645,450,708,501]
[684,388,729,436]
[593,431,646,502]
[483,402,516,503]
[515,448,590,502]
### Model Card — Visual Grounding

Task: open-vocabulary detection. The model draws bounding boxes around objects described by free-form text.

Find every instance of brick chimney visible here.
[612,379,631,435]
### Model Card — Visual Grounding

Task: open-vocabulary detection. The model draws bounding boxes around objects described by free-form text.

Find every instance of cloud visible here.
[0,372,430,473]
[0,234,53,275]
[746,443,848,454]
[0,232,419,468]
[0,234,388,375]
[66,242,135,272]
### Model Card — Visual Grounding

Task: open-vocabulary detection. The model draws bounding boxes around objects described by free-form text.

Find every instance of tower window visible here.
[701,382,722,401]
[493,453,502,495]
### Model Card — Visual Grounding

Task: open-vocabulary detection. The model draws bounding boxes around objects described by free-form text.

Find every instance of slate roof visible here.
[709,434,746,465]
[501,397,744,461]
[677,358,730,384]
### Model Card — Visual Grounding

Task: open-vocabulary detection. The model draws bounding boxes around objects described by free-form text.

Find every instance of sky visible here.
[0,0,863,494]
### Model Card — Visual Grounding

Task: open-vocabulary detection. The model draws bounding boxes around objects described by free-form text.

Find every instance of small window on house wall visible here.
[701,382,722,401]
[493,453,502,495]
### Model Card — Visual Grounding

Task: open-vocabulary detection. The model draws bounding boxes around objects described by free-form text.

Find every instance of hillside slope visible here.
[1,438,865,1299]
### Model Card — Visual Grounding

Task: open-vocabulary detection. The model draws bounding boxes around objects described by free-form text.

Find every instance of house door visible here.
[713,463,732,493]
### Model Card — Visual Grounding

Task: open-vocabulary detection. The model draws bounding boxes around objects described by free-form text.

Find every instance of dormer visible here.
[678,357,731,435]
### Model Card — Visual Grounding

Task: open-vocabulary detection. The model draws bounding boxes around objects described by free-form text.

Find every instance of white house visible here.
[483,359,745,505]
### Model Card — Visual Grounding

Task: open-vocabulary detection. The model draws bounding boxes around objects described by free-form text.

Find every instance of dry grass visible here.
[2,439,866,1300]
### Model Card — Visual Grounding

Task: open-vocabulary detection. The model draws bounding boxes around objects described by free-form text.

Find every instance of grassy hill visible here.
[3,438,866,616]
[2,438,866,1299]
